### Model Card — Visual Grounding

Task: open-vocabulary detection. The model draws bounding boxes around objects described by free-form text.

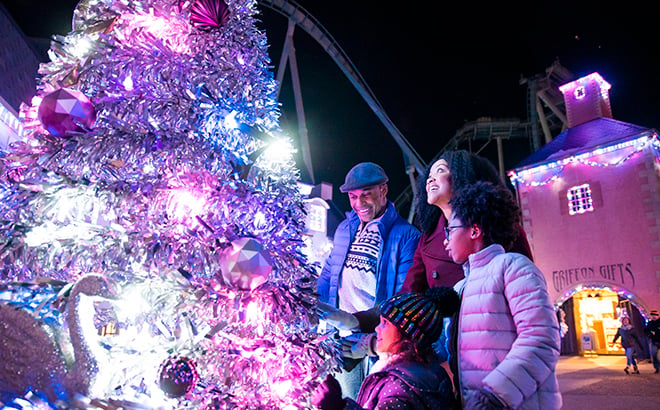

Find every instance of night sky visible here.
[3,0,659,213]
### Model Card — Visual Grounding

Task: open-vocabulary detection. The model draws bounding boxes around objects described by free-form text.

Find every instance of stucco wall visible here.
[516,147,660,313]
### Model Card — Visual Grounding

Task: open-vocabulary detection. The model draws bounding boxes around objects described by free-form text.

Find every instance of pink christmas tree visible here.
[0,0,335,408]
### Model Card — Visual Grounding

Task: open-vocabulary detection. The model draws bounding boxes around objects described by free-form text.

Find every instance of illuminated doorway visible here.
[572,289,621,355]
[558,287,651,357]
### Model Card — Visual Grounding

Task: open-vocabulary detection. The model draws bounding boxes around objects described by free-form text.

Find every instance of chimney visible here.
[558,72,612,128]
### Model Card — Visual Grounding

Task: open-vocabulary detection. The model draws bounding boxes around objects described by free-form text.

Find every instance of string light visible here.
[557,284,638,308]
[508,133,659,187]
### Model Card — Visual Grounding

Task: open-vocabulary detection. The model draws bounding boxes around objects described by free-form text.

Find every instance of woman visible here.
[401,149,532,294]
[399,150,534,403]
[612,316,642,374]
[312,287,460,410]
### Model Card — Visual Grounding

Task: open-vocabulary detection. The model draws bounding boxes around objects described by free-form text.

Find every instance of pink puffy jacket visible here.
[455,244,562,409]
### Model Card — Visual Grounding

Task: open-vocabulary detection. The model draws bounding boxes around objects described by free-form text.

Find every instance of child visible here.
[444,181,562,409]
[612,316,641,374]
[312,287,460,409]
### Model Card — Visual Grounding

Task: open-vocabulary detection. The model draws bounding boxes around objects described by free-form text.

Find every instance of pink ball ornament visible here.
[219,237,272,291]
[37,88,96,137]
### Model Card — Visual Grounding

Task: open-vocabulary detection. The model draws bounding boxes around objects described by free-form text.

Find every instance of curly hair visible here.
[449,181,521,249]
[413,150,503,233]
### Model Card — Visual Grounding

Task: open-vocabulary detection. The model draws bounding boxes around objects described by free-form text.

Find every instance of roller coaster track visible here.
[258,1,563,220]
[258,0,426,180]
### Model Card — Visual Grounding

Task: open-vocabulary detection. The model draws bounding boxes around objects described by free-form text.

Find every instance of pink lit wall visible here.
[515,148,660,313]
[559,73,613,128]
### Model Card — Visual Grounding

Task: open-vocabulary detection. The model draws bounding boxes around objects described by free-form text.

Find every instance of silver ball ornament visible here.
[219,237,272,291]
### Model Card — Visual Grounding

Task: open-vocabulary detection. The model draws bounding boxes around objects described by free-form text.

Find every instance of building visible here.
[0,3,45,150]
[299,181,344,273]
[509,72,659,356]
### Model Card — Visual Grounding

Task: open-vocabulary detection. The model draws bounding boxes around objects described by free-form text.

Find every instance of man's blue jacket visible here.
[317,201,420,328]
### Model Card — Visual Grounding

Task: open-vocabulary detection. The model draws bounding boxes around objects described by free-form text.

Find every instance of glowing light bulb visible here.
[263,138,293,163]
[119,12,191,53]
[272,379,292,399]
[123,75,134,91]
[71,36,95,58]
[223,110,239,129]
[253,211,266,228]
[164,187,207,226]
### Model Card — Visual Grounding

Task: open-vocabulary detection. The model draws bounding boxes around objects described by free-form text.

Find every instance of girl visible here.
[312,287,459,409]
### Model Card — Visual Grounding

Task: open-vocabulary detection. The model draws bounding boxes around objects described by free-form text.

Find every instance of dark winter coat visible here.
[344,356,455,410]
[613,324,640,348]
[644,318,660,346]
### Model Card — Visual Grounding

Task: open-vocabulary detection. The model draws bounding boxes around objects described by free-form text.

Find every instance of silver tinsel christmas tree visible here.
[0,0,335,408]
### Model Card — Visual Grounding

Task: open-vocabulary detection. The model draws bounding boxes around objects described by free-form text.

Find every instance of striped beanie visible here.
[379,286,460,347]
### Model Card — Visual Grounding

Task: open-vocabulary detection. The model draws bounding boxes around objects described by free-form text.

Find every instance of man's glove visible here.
[464,387,509,409]
[352,308,379,333]
[340,333,377,359]
[316,302,359,332]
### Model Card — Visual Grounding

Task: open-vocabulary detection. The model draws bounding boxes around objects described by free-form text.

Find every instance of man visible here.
[317,162,420,400]
[644,309,660,373]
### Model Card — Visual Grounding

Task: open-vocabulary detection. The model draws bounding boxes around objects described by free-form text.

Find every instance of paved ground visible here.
[557,354,660,409]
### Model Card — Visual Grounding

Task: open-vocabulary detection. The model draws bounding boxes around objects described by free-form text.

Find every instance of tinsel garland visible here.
[0,0,338,408]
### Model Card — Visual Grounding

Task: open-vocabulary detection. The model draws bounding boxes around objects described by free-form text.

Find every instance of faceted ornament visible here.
[219,237,272,291]
[37,88,96,137]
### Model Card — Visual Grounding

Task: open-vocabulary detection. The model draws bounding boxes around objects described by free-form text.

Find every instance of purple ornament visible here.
[37,88,96,137]
[157,356,199,398]
[219,237,272,291]
[190,0,230,29]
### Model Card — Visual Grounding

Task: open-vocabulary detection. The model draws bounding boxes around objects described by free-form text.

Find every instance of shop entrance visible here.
[572,289,620,355]
[557,288,650,357]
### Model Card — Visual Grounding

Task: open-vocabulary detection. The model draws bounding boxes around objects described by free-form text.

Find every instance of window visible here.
[567,184,594,215]
[307,203,326,233]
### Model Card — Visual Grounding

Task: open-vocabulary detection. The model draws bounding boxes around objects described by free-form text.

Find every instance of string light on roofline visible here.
[508,133,660,187]
[556,284,638,308]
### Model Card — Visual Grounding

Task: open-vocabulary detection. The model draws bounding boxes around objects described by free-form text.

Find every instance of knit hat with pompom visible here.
[379,286,460,347]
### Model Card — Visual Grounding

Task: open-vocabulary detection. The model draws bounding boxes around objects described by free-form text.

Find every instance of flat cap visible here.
[339,162,389,193]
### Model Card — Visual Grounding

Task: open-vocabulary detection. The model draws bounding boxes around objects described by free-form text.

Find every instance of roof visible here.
[512,117,655,171]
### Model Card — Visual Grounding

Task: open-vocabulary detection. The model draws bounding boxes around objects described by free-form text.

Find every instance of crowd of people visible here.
[314,151,659,409]
[315,151,565,409]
